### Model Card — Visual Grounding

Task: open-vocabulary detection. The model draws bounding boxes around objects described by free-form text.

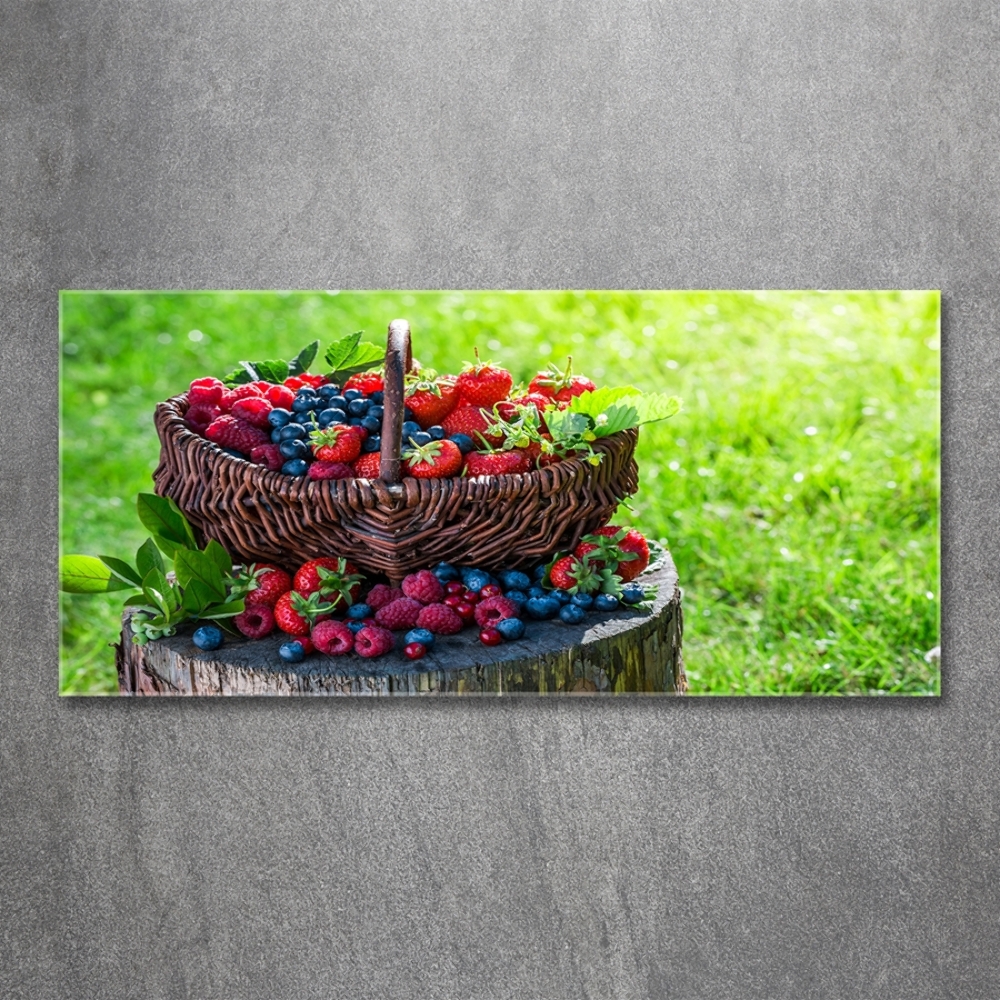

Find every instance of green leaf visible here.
[203,538,232,578]
[253,359,290,384]
[173,548,227,604]
[60,555,132,593]
[568,386,642,419]
[198,599,246,620]
[288,340,319,376]
[221,365,254,387]
[324,332,384,381]
[135,538,165,580]
[141,567,174,615]
[136,493,197,553]
[545,409,592,441]
[99,555,143,588]
[593,403,641,437]
[181,580,217,614]
[631,392,682,423]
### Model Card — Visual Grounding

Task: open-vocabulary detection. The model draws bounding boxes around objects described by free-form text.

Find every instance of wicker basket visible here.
[153,320,639,582]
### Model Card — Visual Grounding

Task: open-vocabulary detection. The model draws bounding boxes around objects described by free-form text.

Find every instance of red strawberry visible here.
[441,405,503,447]
[415,603,464,635]
[188,377,225,406]
[354,625,394,658]
[311,425,362,464]
[283,376,306,390]
[456,351,513,408]
[229,397,273,428]
[401,570,445,605]
[528,359,596,402]
[294,558,364,611]
[297,373,328,389]
[186,403,221,434]
[219,383,264,412]
[352,452,383,478]
[311,620,355,656]
[404,439,463,479]
[375,598,423,630]
[405,372,459,429]
[590,526,650,582]
[273,590,335,636]
[250,443,283,471]
[549,554,602,594]
[343,372,384,394]
[266,384,296,409]
[233,603,276,639]
[308,461,354,481]
[238,563,293,607]
[464,450,531,477]
[205,415,271,454]
[366,584,403,610]
[473,596,520,628]
[511,391,553,413]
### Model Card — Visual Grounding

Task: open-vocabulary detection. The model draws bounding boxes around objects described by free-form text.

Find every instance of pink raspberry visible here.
[266,384,296,409]
[416,603,464,635]
[250,443,283,471]
[231,396,273,428]
[186,403,221,434]
[366,584,404,610]
[188,377,224,406]
[374,597,423,630]
[354,625,395,658]
[311,620,355,656]
[474,596,521,629]
[233,604,275,639]
[308,461,354,481]
[205,415,271,455]
[401,570,445,605]
[219,383,263,412]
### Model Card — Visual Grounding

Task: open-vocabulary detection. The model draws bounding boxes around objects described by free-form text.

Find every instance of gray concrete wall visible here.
[2,3,991,997]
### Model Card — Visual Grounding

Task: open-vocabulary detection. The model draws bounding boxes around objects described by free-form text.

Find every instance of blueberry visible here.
[347,603,373,620]
[347,398,370,416]
[620,584,646,605]
[449,433,475,454]
[500,570,532,592]
[368,405,384,421]
[221,447,246,459]
[343,388,363,402]
[525,597,560,620]
[271,428,283,443]
[290,410,313,424]
[192,625,224,651]
[571,593,595,609]
[318,407,347,427]
[428,425,445,440]
[279,438,310,460]
[301,422,318,436]
[496,617,526,641]
[504,589,528,606]
[361,414,382,433]
[401,420,422,440]
[268,408,293,428]
[404,628,436,648]
[462,569,491,593]
[325,395,347,410]
[291,394,318,413]
[533,564,548,580]
[346,620,365,634]
[369,391,384,405]
[411,431,432,446]
[432,562,460,582]
[279,640,306,663]
[553,589,572,604]
[281,458,309,477]
[559,604,587,625]
[594,593,620,612]
[527,585,548,600]
[317,384,340,401]
[403,406,416,422]
[349,417,364,426]
[362,434,381,453]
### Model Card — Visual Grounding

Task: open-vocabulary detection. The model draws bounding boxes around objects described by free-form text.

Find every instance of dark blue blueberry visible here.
[369,390,384,405]
[621,584,646,605]
[278,640,306,663]
[533,564,548,580]
[427,424,445,440]
[404,628,435,648]
[504,590,528,606]
[361,414,382,433]
[318,407,347,427]
[461,569,491,593]
[317,384,340,401]
[192,625,224,651]
[290,410,313,424]
[281,458,309,477]
[594,593,620,612]
[268,408,293,428]
[326,395,347,410]
[368,405,384,421]
[559,604,587,625]
[525,597,560,620]
[279,438,310,460]
[362,434,381,453]
[343,388,363,402]
[278,424,306,441]
[346,620,365,634]
[270,428,283,443]
[432,562,460,582]
[401,420,422,440]
[571,593,595,609]
[527,585,548,600]
[347,397,371,416]
[347,603,373,620]
[403,406,416,422]
[553,589,572,604]
[411,431,432,446]
[496,617,525,641]
[349,417,365,426]
[291,394,318,413]
[449,433,475,454]
[300,422,318,437]
[500,570,532,592]
[221,448,247,460]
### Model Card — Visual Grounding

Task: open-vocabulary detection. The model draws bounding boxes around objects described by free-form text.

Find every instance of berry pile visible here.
[183,353,600,481]
[194,525,653,665]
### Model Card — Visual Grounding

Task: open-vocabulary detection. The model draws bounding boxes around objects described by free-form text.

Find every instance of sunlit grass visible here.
[59,290,939,695]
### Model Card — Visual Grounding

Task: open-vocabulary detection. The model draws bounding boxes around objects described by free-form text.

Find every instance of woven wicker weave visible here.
[152,321,639,581]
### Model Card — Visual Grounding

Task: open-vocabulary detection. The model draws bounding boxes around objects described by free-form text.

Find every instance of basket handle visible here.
[379,319,413,483]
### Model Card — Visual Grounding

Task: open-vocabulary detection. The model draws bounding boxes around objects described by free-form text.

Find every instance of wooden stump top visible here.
[117,552,685,696]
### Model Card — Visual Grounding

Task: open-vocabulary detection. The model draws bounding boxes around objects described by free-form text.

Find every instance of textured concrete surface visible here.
[0,2,992,997]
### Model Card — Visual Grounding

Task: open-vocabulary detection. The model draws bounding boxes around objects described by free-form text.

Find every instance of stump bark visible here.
[116,553,685,696]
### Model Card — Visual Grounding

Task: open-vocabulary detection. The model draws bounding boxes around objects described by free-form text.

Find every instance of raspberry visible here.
[374,597,423,630]
[186,403,221,434]
[473,595,521,628]
[415,603,464,635]
[230,397,273,428]
[250,443,283,471]
[233,604,275,639]
[354,625,394,658]
[219,383,264,412]
[188,377,224,406]
[401,570,445,605]
[266,384,296,409]
[308,461,354,481]
[311,620,355,656]
[205,415,271,454]
[366,584,404,610]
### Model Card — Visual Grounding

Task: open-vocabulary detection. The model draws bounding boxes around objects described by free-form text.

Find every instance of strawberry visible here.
[185,403,221,434]
[204,415,271,454]
[441,405,503,447]
[273,590,335,636]
[366,584,404,610]
[455,350,513,408]
[528,358,596,402]
[266,384,296,409]
[415,603,464,635]
[283,376,307,390]
[549,555,603,594]
[237,563,293,607]
[343,372,384,395]
[404,371,459,428]
[590,526,650,582]
[352,452,383,478]
[464,450,531,477]
[354,625,395,658]
[404,439,463,479]
[311,620,354,656]
[308,461,354,480]
[233,604,276,639]
[188,377,225,406]
[473,596,520,628]
[250,443,283,471]
[294,557,364,610]
[401,570,445,605]
[298,373,328,389]
[511,391,553,413]
[310,425,362,464]
[231,397,273,428]
[375,597,423,630]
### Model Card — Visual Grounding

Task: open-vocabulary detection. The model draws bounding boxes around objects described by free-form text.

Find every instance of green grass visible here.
[59,290,940,696]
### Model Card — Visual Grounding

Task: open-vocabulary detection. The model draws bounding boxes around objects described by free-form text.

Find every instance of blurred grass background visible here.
[59,289,939,695]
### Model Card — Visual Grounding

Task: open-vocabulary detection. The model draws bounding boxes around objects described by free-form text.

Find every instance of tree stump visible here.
[115,553,685,696]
